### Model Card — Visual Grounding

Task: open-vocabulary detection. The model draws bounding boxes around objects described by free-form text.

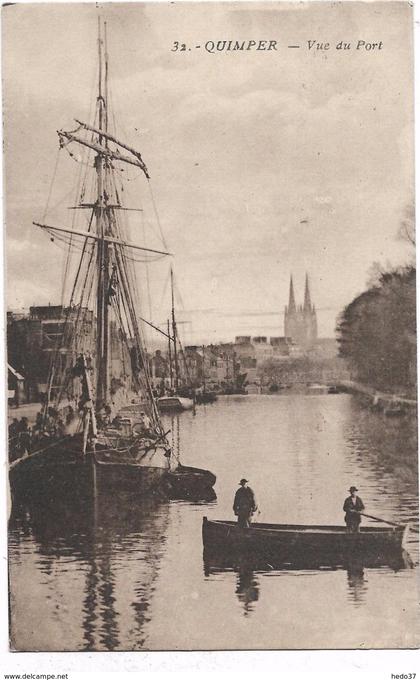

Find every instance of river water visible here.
[8,394,419,650]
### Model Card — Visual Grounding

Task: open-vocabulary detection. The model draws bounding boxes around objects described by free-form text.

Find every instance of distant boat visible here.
[307,384,329,395]
[384,400,406,417]
[245,384,261,395]
[157,396,194,412]
[196,390,217,405]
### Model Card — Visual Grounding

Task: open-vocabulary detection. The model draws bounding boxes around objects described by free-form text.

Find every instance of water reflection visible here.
[9,395,420,650]
[170,414,181,464]
[9,491,170,651]
[345,397,418,492]
[235,564,259,615]
[82,546,119,651]
[346,563,367,607]
[204,548,411,614]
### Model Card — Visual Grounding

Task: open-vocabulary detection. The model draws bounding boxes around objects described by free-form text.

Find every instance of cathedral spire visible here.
[304,273,312,311]
[288,275,296,312]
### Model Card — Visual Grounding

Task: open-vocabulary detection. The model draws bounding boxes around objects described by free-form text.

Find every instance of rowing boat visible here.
[167,465,216,500]
[157,396,194,412]
[202,517,410,569]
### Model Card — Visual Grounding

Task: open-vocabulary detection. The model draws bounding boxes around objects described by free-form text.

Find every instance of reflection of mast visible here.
[82,551,99,650]
[97,551,119,649]
[9,490,172,651]
[83,452,120,650]
[82,451,99,649]
[83,516,120,651]
[169,414,181,462]
[171,267,180,391]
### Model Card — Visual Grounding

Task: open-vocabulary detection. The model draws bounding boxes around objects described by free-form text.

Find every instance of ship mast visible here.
[202,345,206,392]
[167,319,174,390]
[95,19,110,408]
[171,267,180,392]
[35,19,171,424]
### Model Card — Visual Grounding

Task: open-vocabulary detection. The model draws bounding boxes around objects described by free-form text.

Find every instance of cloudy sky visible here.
[3,1,414,343]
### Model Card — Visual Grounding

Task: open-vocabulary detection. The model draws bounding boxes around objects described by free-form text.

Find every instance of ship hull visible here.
[94,462,166,494]
[93,445,169,494]
[9,447,93,503]
[9,437,169,503]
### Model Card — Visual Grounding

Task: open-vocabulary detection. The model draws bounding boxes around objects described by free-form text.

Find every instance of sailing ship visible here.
[195,346,218,404]
[157,268,194,412]
[9,21,215,501]
[156,272,218,409]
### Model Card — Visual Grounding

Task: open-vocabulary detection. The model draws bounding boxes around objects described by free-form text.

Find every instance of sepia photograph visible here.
[3,0,418,654]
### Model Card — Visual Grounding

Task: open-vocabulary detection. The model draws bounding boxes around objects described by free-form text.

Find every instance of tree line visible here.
[336,266,416,396]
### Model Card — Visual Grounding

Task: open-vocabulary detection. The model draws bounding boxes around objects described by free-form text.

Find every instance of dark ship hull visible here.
[196,391,218,405]
[166,464,216,500]
[9,436,168,503]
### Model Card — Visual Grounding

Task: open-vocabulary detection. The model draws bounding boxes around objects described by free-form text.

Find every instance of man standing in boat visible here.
[343,486,365,533]
[233,479,257,528]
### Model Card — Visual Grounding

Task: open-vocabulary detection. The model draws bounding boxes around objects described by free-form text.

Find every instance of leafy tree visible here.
[337,266,416,395]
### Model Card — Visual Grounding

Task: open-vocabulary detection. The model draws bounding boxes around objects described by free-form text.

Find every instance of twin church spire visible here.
[288,273,312,312]
[285,274,317,349]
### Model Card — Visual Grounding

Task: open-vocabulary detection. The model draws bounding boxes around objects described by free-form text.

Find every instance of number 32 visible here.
[171,42,187,52]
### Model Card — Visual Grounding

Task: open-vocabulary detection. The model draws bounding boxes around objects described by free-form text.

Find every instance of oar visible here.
[359,512,419,534]
[358,512,402,527]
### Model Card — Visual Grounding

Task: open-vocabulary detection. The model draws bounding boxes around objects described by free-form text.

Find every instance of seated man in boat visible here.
[233,478,257,528]
[343,486,365,533]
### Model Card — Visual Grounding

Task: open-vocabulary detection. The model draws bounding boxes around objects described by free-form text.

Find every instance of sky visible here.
[3,1,415,344]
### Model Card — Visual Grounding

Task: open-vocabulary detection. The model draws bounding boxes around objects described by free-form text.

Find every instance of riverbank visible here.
[337,380,417,414]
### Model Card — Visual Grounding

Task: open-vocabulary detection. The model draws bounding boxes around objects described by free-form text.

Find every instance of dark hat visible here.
[349,486,358,493]
[239,478,248,485]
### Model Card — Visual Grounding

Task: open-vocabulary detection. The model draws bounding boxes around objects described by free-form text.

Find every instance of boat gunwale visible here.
[204,518,406,534]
